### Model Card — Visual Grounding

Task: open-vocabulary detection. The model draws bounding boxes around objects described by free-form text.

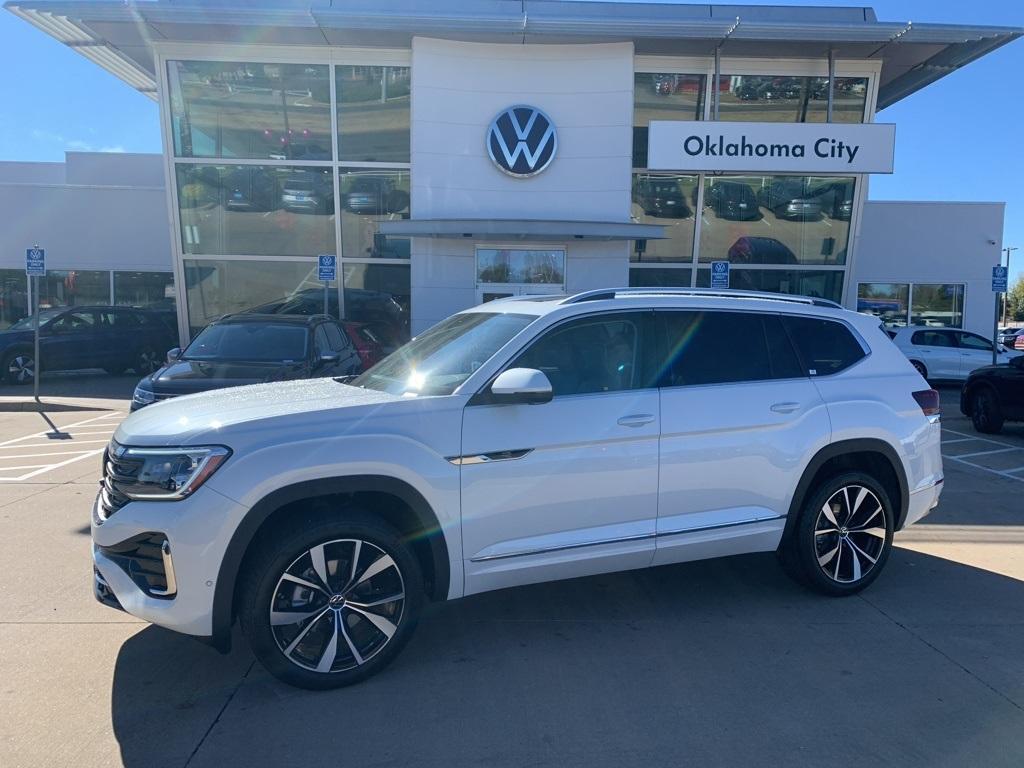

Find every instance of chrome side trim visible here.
[469,515,784,563]
[448,449,533,466]
[150,539,178,598]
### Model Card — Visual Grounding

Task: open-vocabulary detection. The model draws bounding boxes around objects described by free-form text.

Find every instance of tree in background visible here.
[1007,276,1024,322]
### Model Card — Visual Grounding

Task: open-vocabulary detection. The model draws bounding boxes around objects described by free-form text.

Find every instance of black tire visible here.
[971,386,1004,434]
[910,360,928,379]
[133,346,161,376]
[778,471,894,597]
[2,349,35,385]
[239,508,423,690]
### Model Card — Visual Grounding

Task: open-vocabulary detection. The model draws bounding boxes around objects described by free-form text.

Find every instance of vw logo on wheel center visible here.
[487,105,557,178]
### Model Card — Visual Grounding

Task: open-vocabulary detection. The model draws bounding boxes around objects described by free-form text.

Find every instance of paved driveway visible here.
[1,392,1023,768]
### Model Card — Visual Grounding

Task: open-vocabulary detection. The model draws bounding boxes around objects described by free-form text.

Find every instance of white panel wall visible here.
[853,201,1005,336]
[409,37,634,331]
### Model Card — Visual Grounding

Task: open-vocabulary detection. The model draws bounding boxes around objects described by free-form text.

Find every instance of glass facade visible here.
[476,249,565,285]
[630,173,699,263]
[114,272,176,310]
[858,282,965,328]
[37,270,111,309]
[0,270,29,329]
[169,58,412,344]
[857,283,910,327]
[717,76,867,123]
[697,268,844,304]
[633,73,706,168]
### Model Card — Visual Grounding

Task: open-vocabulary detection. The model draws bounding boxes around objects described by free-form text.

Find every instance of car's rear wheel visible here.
[779,471,894,596]
[239,509,423,689]
[2,350,35,385]
[971,386,1004,434]
[134,347,160,375]
[910,360,928,379]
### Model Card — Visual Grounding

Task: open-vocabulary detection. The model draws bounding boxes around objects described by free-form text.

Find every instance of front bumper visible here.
[91,486,248,638]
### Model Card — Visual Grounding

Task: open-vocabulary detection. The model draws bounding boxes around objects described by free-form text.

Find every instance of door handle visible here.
[770,402,800,414]
[617,414,655,427]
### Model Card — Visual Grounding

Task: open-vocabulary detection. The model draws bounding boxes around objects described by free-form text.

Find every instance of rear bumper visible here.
[903,477,943,528]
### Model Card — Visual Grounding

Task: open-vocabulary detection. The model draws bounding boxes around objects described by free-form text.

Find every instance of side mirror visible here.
[490,367,553,405]
[166,347,182,363]
[319,353,341,366]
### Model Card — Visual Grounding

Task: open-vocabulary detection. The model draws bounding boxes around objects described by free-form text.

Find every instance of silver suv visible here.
[93,289,943,688]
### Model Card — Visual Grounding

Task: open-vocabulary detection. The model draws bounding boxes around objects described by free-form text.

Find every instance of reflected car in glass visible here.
[343,176,410,216]
[727,236,798,265]
[757,180,823,221]
[809,180,854,221]
[636,179,692,219]
[131,314,362,411]
[281,172,334,215]
[704,182,760,221]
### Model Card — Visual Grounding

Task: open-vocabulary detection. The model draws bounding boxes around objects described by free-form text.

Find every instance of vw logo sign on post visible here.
[711,261,730,289]
[487,106,557,177]
[318,254,336,282]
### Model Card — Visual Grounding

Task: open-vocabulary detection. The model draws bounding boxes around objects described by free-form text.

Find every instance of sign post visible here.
[25,246,45,401]
[318,255,337,316]
[710,261,730,289]
[992,265,1009,366]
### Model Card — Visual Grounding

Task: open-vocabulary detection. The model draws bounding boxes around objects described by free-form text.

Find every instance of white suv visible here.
[93,289,944,689]
[890,326,1020,381]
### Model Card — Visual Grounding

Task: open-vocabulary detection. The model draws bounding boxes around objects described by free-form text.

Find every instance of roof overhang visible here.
[378,219,667,241]
[4,1,1021,109]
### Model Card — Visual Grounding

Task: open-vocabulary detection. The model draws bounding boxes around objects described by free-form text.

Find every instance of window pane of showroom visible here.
[338,168,410,259]
[716,76,866,123]
[176,165,336,257]
[343,263,410,350]
[857,283,909,327]
[37,270,111,309]
[698,175,854,265]
[337,66,411,163]
[114,272,175,310]
[633,73,706,168]
[912,284,964,328]
[631,173,698,263]
[168,61,332,160]
[696,268,844,304]
[0,270,28,328]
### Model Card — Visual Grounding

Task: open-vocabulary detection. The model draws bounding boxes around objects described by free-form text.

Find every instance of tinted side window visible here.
[911,330,955,348]
[957,332,991,350]
[511,313,650,396]
[314,325,332,357]
[50,311,95,332]
[659,311,799,387]
[783,316,866,376]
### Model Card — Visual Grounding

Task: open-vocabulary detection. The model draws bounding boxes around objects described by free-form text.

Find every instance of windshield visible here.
[184,323,309,362]
[352,312,537,396]
[8,308,64,331]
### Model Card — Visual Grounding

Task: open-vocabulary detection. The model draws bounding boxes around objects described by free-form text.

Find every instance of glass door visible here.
[475,247,566,304]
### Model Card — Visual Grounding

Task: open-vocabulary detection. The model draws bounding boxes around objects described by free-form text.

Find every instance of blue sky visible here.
[1,0,1022,280]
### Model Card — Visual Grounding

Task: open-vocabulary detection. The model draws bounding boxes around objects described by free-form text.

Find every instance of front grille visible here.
[96,533,175,598]
[97,441,143,522]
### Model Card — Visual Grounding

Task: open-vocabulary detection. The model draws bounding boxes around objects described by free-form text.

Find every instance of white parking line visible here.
[0,439,111,450]
[0,411,125,482]
[954,447,1018,459]
[943,428,1024,451]
[942,454,1024,483]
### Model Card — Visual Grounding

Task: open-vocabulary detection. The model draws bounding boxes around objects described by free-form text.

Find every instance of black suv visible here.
[1,306,177,385]
[131,314,363,410]
[960,355,1024,434]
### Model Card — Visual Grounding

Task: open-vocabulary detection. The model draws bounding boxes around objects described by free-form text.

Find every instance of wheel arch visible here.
[208,475,451,653]
[784,439,910,542]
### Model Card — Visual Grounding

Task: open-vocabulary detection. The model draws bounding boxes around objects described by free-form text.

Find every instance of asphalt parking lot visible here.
[1,386,1022,767]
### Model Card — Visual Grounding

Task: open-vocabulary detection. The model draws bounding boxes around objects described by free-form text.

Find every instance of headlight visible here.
[110,444,230,501]
[132,386,156,406]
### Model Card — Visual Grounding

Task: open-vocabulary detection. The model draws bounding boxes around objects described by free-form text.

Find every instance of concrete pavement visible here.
[1,392,1022,767]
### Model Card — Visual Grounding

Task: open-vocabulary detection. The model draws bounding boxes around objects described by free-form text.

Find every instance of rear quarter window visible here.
[782,316,866,376]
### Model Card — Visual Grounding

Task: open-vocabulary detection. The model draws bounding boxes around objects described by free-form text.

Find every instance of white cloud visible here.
[31,129,126,153]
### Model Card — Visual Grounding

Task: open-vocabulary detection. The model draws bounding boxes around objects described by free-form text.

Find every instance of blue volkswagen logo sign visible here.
[487,106,557,178]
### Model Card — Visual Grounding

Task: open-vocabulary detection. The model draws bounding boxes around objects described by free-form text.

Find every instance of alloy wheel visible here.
[813,485,887,584]
[7,354,35,384]
[269,538,405,674]
[137,348,160,375]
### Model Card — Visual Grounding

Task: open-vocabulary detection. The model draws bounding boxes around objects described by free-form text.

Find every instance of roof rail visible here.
[561,287,843,309]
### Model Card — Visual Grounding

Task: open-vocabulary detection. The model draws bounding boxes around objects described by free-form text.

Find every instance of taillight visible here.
[913,389,941,421]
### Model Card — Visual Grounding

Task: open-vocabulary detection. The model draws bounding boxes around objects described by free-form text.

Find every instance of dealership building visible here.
[4,0,1021,345]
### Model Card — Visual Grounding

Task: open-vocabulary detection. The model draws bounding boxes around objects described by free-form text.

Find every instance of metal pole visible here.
[1002,246,1018,327]
[33,273,40,401]
[826,48,835,122]
[713,47,721,120]
[993,292,1000,366]
[323,280,329,316]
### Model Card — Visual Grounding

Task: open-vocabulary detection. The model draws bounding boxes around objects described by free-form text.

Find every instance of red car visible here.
[342,321,386,370]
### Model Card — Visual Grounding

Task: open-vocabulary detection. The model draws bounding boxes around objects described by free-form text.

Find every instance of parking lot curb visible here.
[0,397,128,413]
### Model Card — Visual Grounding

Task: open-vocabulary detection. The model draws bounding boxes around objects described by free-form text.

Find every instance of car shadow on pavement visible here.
[111,549,1024,768]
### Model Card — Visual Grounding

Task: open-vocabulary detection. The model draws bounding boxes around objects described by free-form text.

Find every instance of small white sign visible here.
[648,121,896,174]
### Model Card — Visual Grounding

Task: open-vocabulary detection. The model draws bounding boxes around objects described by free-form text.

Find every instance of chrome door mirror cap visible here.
[490,367,553,405]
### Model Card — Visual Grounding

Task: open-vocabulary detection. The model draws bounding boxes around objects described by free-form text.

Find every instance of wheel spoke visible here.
[833,541,843,580]
[351,553,396,589]
[850,487,869,519]
[848,538,878,565]
[346,605,398,639]
[339,618,364,666]
[315,613,340,673]
[344,540,362,592]
[280,572,329,596]
[845,540,862,581]
[841,487,853,524]
[271,606,327,626]
[821,502,839,527]
[347,591,404,609]
[282,608,331,657]
[309,544,331,591]
[851,527,886,540]
[815,528,838,536]
[818,544,839,567]
[853,505,882,529]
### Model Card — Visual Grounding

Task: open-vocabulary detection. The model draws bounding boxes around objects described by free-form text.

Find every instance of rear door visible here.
[654,310,829,566]
[910,329,960,379]
[461,311,661,595]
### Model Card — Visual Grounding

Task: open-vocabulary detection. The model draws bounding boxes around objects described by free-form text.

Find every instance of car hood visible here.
[115,378,403,447]
[149,359,305,393]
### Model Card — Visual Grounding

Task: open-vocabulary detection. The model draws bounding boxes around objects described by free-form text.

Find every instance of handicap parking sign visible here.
[25,247,45,276]
[710,260,729,289]
[318,254,336,282]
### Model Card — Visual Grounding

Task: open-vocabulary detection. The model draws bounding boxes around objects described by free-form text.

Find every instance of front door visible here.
[460,311,660,595]
[43,309,99,371]
[653,310,830,566]
[957,331,997,377]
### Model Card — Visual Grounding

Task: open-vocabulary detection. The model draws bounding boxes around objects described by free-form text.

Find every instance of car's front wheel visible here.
[239,509,423,689]
[779,471,894,596]
[2,350,35,385]
[971,386,1004,434]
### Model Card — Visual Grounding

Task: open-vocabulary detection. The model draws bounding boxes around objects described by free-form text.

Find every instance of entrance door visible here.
[475,247,565,305]
[461,311,660,595]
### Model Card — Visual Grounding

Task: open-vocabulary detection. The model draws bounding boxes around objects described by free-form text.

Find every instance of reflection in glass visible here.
[857,283,909,327]
[337,66,411,163]
[114,272,176,310]
[343,263,410,350]
[476,249,566,285]
[911,284,965,328]
[633,73,706,167]
[629,268,692,288]
[176,165,335,257]
[716,76,867,123]
[37,270,111,309]
[183,259,329,336]
[339,168,410,259]
[698,175,853,265]
[0,270,29,328]
[168,61,331,160]
[631,174,698,263]
[697,268,844,303]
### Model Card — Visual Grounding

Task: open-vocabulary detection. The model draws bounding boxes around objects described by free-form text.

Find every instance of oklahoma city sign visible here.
[647,121,896,174]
